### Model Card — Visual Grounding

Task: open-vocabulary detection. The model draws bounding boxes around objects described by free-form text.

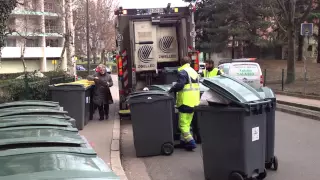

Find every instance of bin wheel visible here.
[257,169,267,180]
[265,162,272,169]
[161,143,174,156]
[272,156,278,171]
[229,172,244,180]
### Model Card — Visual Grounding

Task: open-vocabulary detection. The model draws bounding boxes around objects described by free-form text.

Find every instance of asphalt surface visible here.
[121,111,320,180]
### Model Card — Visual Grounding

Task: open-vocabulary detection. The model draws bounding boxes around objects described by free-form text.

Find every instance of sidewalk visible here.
[79,75,127,180]
[276,94,320,120]
[276,94,320,108]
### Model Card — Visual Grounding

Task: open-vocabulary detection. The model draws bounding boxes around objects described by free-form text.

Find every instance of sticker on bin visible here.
[252,127,259,142]
[59,107,64,111]
[86,97,89,103]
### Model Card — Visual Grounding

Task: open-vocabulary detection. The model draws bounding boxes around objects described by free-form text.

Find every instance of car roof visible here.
[218,58,257,65]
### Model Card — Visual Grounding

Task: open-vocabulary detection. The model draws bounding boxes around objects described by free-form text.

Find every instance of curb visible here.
[110,111,128,180]
[275,91,320,100]
[277,100,320,112]
[276,103,320,121]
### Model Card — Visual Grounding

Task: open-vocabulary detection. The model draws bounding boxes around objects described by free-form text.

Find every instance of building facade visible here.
[1,0,72,74]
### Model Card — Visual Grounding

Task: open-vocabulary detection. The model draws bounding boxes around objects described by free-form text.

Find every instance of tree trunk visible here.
[317,24,320,63]
[239,41,244,58]
[92,47,97,64]
[286,27,296,84]
[65,0,75,76]
[101,49,105,64]
[231,35,235,59]
[21,41,27,72]
[298,35,303,61]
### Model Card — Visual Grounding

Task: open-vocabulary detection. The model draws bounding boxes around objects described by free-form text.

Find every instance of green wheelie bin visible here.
[0,126,86,150]
[195,75,270,180]
[0,147,119,179]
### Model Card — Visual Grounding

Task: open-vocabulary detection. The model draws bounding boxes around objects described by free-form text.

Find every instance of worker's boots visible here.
[184,139,197,151]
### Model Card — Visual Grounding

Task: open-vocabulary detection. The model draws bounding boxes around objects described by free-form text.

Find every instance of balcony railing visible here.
[45,26,61,34]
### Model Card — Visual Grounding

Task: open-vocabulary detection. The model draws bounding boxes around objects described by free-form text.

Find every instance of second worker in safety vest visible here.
[168,56,200,151]
[202,59,223,77]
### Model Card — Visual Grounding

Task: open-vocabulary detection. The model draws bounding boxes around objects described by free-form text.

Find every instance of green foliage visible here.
[0,73,74,103]
[195,0,272,53]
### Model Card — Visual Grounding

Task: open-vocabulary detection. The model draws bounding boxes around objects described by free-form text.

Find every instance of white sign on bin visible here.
[252,127,259,142]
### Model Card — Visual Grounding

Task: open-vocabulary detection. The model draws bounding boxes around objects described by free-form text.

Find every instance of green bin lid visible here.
[0,126,84,149]
[0,147,119,180]
[201,75,263,103]
[0,118,72,128]
[0,101,60,109]
[0,109,68,118]
[0,114,71,120]
[0,106,61,113]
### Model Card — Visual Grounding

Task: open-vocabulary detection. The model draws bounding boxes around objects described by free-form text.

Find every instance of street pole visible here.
[86,0,90,74]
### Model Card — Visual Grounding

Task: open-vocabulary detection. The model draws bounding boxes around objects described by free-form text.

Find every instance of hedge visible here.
[0,73,74,103]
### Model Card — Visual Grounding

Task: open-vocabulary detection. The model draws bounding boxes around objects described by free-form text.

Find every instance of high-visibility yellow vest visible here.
[203,68,220,77]
[176,63,200,108]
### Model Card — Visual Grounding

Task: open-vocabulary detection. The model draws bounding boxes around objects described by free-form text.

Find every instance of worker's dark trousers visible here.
[94,104,109,119]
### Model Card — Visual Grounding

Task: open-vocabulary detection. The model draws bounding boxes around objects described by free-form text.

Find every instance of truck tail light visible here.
[117,55,123,76]
[260,75,264,86]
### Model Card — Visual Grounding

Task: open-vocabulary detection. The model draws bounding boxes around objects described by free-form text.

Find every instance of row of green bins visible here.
[148,84,209,143]
[257,87,278,171]
[0,147,118,180]
[196,75,270,180]
[0,108,76,127]
[127,91,175,157]
[0,100,119,179]
[49,80,94,130]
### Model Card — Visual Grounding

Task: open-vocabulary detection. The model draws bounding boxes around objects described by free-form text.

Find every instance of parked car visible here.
[76,65,86,71]
[218,58,263,89]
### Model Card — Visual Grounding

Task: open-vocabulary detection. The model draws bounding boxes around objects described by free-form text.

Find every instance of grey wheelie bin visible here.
[49,83,93,130]
[128,91,175,157]
[0,147,119,179]
[148,84,209,143]
[258,87,278,171]
[195,75,270,180]
[161,67,179,84]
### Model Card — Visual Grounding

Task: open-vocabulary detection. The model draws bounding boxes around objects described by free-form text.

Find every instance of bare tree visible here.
[74,0,117,64]
[270,0,313,83]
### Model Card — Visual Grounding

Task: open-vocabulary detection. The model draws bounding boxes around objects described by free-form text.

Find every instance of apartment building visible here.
[1,0,73,74]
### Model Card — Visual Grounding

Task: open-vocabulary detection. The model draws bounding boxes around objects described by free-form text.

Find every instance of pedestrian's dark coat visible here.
[87,72,113,105]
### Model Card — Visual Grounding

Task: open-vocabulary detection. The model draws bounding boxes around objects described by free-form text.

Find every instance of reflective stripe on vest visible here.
[203,68,219,77]
[176,64,200,108]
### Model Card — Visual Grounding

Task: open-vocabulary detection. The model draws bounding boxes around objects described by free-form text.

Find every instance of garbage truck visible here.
[114,4,200,110]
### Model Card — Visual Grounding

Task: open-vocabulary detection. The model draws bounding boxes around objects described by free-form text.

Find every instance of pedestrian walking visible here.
[87,64,114,121]
[168,56,200,151]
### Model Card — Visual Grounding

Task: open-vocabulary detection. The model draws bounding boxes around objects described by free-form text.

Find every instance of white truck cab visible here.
[218,58,263,89]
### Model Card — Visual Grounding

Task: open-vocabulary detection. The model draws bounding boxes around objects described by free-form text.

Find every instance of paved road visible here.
[121,111,320,180]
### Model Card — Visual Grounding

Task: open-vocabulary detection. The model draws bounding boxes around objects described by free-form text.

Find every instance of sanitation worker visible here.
[202,59,223,77]
[168,56,200,151]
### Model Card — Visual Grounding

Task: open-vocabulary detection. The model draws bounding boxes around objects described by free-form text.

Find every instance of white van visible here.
[218,58,263,89]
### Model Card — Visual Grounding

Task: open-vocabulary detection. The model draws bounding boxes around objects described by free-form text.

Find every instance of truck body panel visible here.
[115,7,197,110]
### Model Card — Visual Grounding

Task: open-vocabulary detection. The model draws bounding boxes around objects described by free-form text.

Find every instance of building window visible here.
[26,39,39,47]
[46,39,59,47]
[44,1,54,12]
[4,39,16,47]
[45,19,59,33]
